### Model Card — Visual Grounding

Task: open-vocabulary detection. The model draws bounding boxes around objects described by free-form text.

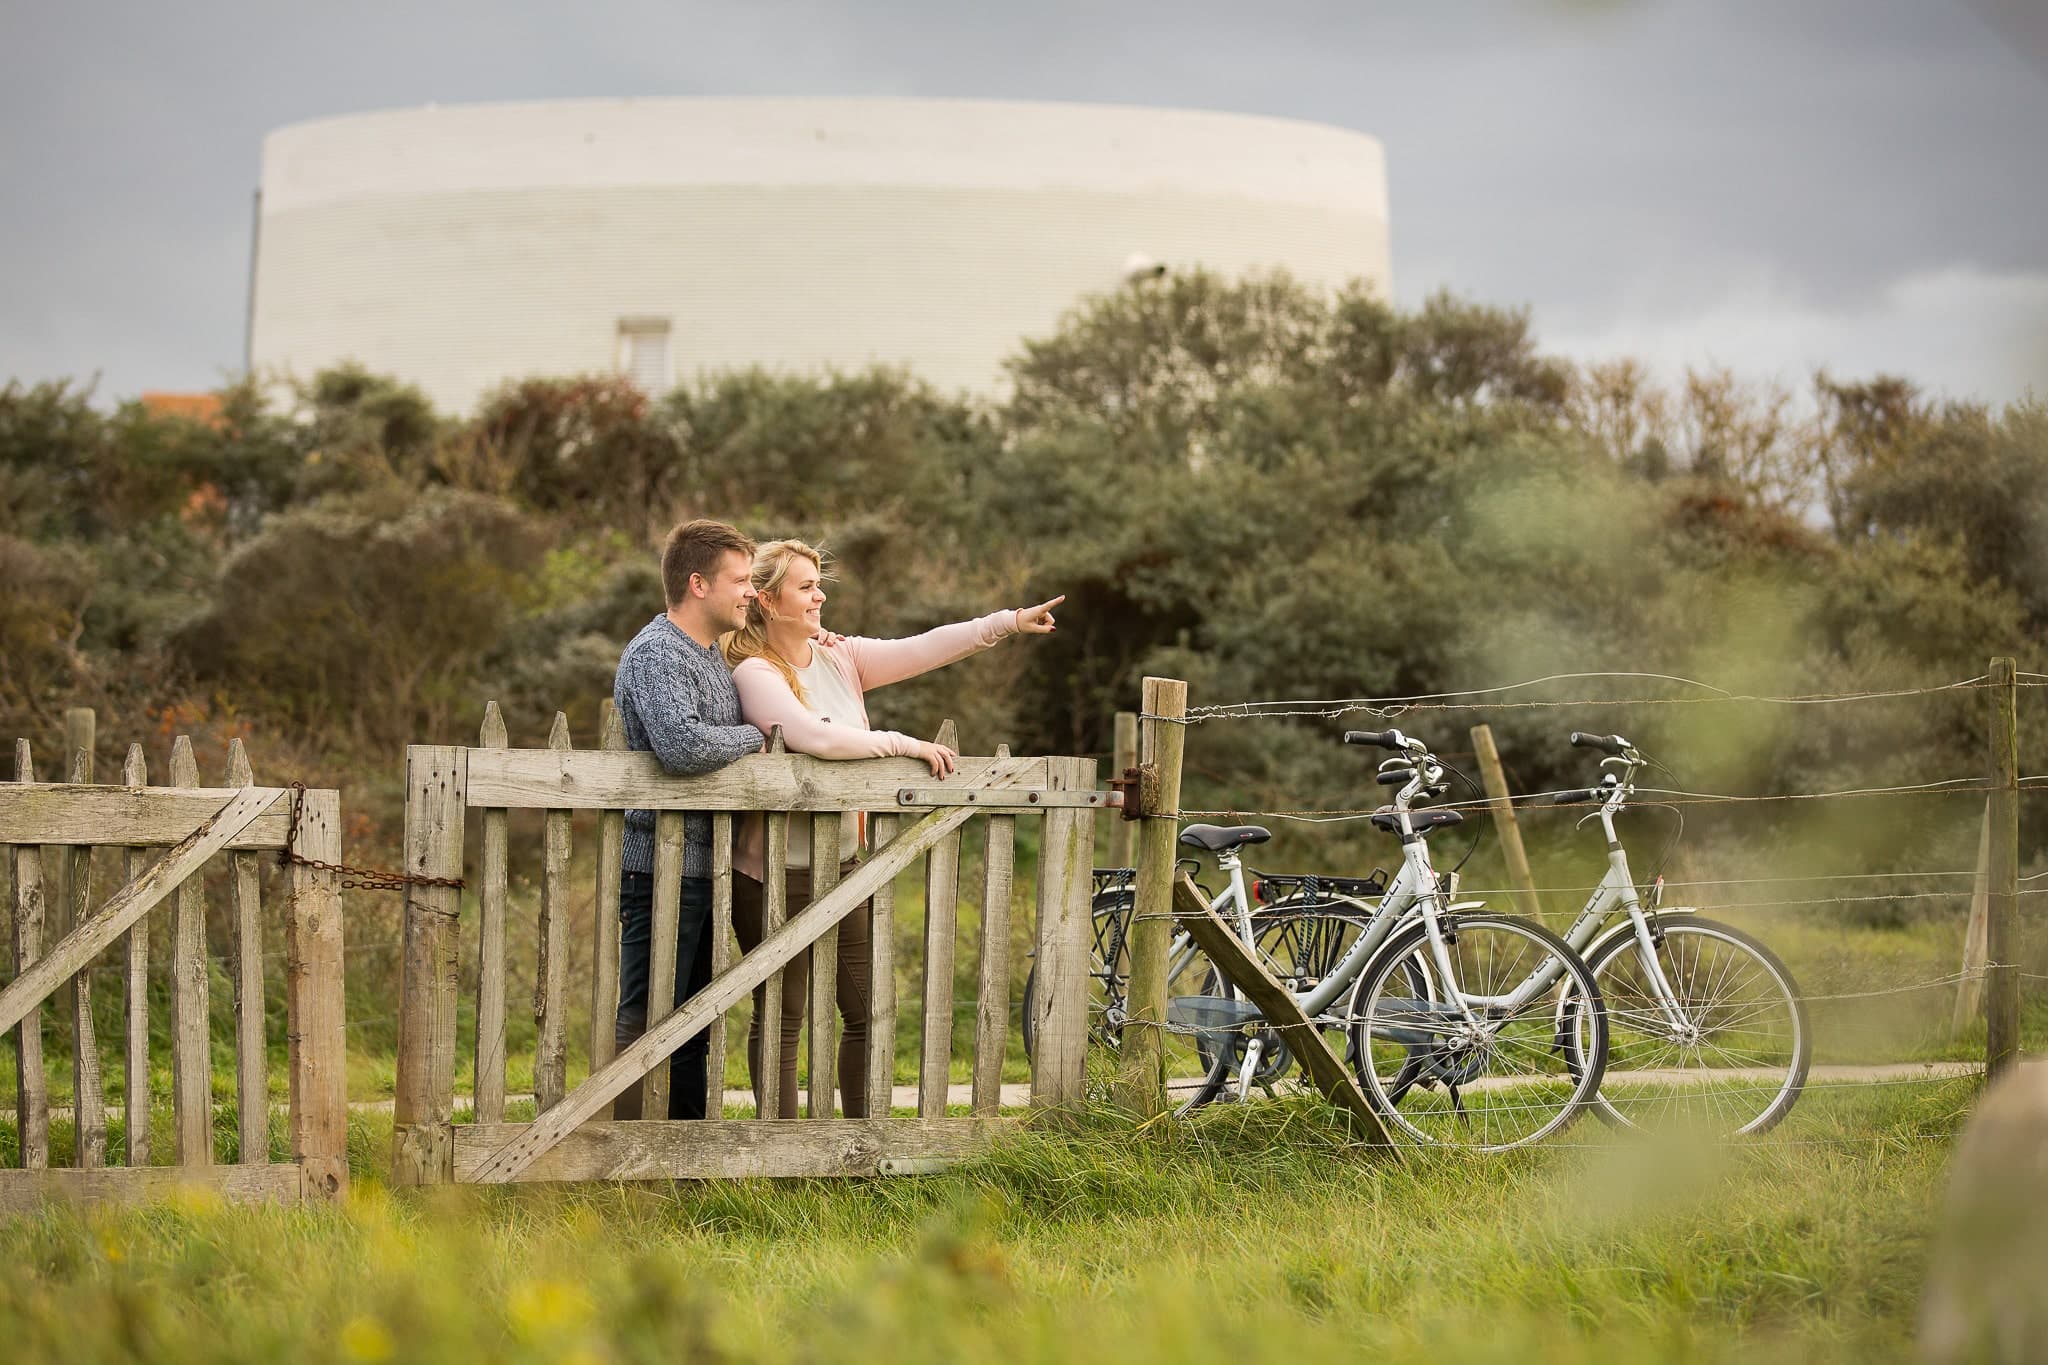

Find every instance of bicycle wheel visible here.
[1022,887,1138,1060]
[1582,916,1810,1136]
[1175,897,1376,1113]
[1347,913,1608,1152]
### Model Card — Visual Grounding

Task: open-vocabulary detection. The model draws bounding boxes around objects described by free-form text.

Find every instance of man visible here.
[611,518,763,1119]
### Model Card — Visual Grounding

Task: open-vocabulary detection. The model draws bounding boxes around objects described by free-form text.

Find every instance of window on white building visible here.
[617,318,673,396]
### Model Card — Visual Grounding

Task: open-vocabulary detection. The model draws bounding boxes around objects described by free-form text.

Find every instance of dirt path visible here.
[311,1059,1980,1114]
[37,1061,1984,1121]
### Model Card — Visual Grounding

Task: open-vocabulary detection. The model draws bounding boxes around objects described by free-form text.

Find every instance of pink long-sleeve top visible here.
[730,608,1019,880]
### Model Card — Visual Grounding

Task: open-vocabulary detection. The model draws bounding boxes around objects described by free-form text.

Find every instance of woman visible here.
[722,539,1061,1118]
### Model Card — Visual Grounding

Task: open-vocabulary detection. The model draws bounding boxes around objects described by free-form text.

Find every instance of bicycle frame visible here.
[1550,755,1695,1033]
[1548,757,1695,1023]
[1200,764,1550,1031]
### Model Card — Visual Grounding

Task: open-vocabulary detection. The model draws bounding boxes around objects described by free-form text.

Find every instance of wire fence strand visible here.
[1165,671,2008,725]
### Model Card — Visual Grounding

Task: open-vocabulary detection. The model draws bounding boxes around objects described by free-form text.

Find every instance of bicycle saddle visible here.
[1177,823,1273,853]
[1368,808,1465,835]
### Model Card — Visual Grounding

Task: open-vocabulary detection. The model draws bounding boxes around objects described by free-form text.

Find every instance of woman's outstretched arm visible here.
[841,597,1062,691]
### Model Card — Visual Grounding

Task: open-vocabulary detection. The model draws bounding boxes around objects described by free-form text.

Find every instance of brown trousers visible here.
[731,864,873,1119]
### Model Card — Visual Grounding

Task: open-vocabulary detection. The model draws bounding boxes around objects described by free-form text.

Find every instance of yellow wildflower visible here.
[339,1315,395,1362]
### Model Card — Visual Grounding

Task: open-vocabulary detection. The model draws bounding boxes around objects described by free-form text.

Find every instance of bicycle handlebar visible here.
[1569,731,1632,755]
[1375,769,1410,786]
[1344,729,1420,752]
[1550,788,1601,805]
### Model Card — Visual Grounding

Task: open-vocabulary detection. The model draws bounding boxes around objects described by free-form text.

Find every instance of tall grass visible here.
[0,1078,1973,1364]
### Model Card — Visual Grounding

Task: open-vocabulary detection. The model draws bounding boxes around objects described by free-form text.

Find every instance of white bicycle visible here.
[1548,731,1811,1135]
[1184,729,1613,1151]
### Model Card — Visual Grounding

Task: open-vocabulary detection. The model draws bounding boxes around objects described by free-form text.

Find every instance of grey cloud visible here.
[2,0,2042,401]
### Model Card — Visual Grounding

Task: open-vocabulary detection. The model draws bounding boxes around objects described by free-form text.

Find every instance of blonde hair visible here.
[720,539,831,704]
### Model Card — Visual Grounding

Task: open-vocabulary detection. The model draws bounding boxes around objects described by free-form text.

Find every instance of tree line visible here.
[4,271,2042,883]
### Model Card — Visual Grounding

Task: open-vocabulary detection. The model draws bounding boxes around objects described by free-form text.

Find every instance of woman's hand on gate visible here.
[915,740,959,778]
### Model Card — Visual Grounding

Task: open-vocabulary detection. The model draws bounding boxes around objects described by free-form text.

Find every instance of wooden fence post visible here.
[287,785,348,1200]
[1106,711,1138,871]
[1470,724,1542,921]
[1986,657,2020,1081]
[1029,755,1095,1109]
[1115,677,1187,1118]
[392,745,467,1187]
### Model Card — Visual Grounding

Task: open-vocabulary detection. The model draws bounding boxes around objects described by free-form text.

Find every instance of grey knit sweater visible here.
[613,615,764,878]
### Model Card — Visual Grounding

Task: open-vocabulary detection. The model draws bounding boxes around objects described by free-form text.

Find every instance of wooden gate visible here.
[391,707,1101,1185]
[0,733,347,1209]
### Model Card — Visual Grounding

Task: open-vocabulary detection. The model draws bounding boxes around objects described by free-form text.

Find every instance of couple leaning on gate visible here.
[609,517,1063,1121]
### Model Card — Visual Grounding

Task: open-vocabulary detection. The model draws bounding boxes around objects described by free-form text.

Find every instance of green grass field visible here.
[3,819,2035,1363]
[0,1077,1978,1365]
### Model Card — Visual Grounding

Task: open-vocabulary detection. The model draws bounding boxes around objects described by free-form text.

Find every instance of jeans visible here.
[613,871,714,1120]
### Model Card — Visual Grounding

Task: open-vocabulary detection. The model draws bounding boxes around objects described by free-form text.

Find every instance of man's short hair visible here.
[661,519,756,607]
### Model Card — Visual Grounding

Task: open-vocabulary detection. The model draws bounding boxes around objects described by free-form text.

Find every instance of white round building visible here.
[248,97,1390,413]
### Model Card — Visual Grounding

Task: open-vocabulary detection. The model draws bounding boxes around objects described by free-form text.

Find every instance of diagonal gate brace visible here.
[1172,873,1402,1155]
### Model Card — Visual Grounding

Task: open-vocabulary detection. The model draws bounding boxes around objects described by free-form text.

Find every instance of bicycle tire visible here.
[1580,915,1811,1136]
[1022,889,1137,1060]
[1347,913,1609,1152]
[1172,895,1377,1115]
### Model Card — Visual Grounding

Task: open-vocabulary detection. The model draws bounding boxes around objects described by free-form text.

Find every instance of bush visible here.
[173,489,546,744]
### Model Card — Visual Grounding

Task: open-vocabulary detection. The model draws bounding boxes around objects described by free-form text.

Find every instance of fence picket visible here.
[11,739,50,1169]
[535,713,573,1113]
[639,810,684,1118]
[226,740,265,1165]
[918,723,963,1119]
[65,745,105,1169]
[474,703,510,1123]
[759,729,788,1120]
[168,737,212,1167]
[706,812,733,1118]
[866,813,899,1118]
[592,702,626,1115]
[808,814,843,1118]
[971,745,1015,1117]
[121,744,150,1166]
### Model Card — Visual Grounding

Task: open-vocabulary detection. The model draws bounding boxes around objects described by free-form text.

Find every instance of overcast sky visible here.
[3,0,2044,407]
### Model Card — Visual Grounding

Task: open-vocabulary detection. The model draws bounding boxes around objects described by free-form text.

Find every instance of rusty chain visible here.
[276,780,466,893]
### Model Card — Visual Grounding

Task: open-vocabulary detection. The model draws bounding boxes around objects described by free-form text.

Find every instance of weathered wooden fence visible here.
[392,704,1104,1185]
[0,725,347,1209]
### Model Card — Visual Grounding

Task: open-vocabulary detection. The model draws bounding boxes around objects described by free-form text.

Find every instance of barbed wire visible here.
[1164,671,2007,725]
[1200,888,2039,913]
[1184,774,1999,825]
[1293,867,1994,897]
